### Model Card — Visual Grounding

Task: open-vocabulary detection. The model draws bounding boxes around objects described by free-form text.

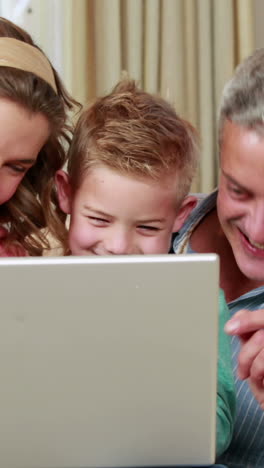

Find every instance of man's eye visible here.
[233,187,243,194]
[228,185,244,196]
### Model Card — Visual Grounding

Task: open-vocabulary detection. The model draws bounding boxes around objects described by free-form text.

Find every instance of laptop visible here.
[0,254,219,468]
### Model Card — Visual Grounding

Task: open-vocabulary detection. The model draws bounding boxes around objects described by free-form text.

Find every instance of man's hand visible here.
[225,309,264,409]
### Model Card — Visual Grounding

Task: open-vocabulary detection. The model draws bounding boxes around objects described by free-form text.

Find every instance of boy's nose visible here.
[104,231,132,255]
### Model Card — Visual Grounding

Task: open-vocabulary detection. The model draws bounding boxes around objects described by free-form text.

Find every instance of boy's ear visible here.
[55,170,72,214]
[172,195,197,232]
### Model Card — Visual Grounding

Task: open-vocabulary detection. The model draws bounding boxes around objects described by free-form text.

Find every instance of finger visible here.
[225,309,264,336]
[237,329,264,380]
[249,348,264,382]
[239,331,255,345]
[224,309,248,334]
[249,378,264,410]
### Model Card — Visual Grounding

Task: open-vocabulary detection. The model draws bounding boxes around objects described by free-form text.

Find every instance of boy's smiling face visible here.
[56,165,196,256]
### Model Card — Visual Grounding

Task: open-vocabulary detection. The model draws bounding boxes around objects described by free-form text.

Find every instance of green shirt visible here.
[216,289,236,456]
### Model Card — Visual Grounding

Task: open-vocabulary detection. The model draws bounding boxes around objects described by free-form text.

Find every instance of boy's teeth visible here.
[249,239,264,250]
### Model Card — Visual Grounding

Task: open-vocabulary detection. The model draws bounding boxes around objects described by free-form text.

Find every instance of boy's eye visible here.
[88,216,109,225]
[138,225,160,231]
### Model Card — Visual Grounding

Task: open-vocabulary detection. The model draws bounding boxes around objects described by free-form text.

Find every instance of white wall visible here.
[0,0,66,84]
[0,0,87,102]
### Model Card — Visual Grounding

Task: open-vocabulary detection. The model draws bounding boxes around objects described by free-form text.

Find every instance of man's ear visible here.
[55,170,72,214]
[172,195,197,232]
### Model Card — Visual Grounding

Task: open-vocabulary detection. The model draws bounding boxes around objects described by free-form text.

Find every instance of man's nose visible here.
[247,203,264,246]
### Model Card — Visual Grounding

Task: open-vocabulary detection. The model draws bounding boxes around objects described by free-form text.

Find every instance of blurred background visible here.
[0,0,262,193]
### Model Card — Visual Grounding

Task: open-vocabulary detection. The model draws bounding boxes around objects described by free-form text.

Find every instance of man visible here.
[173,48,264,467]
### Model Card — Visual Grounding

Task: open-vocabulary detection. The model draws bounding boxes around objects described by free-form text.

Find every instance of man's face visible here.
[217,120,264,281]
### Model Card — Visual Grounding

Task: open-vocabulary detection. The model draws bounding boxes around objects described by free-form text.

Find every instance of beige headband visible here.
[0,37,57,93]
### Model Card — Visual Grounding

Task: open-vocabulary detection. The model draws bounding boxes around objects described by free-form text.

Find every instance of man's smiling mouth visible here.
[238,228,264,252]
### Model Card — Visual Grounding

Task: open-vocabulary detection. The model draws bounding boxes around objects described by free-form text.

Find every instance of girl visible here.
[0,17,78,256]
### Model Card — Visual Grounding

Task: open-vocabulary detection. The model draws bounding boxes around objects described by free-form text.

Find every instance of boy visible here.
[56,80,235,459]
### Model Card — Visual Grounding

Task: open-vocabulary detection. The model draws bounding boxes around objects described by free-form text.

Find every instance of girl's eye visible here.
[7,164,27,174]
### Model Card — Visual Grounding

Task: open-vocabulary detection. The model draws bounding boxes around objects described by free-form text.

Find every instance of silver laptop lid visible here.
[0,254,219,467]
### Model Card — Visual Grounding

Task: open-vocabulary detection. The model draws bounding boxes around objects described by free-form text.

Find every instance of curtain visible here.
[67,0,255,193]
